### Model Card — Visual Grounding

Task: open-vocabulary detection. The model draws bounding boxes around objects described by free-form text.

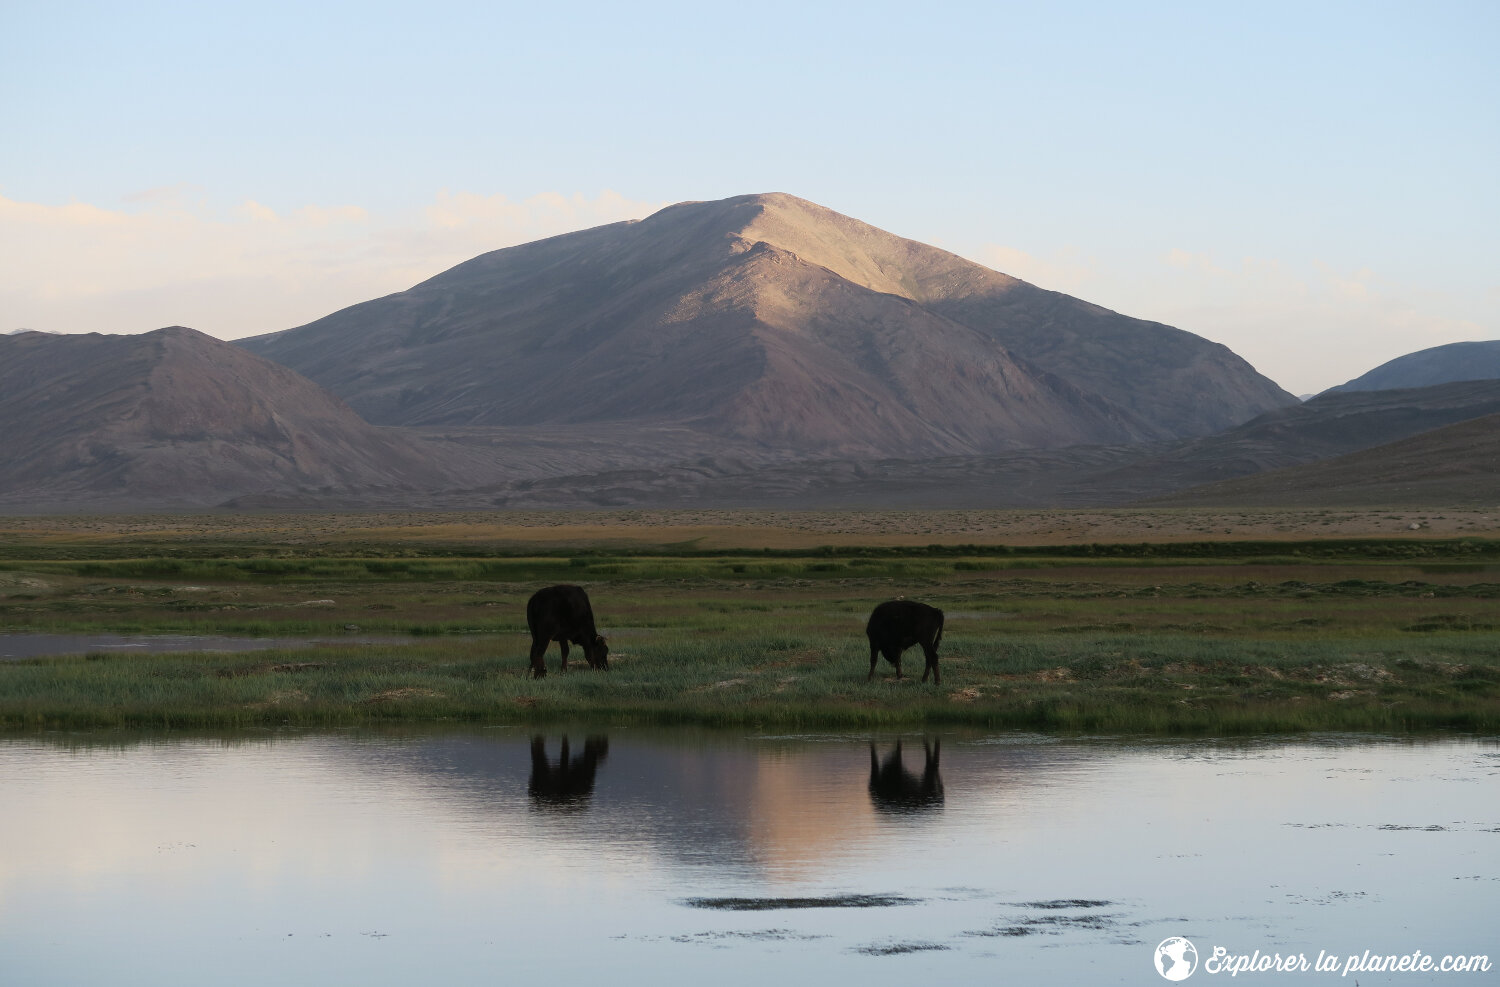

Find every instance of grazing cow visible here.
[526,584,609,678]
[865,599,944,685]
[868,739,944,813]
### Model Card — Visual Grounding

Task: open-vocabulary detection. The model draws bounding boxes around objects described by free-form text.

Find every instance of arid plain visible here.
[6,506,1500,548]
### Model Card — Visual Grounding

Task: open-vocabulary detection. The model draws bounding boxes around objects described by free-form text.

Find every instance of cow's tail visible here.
[934,610,944,650]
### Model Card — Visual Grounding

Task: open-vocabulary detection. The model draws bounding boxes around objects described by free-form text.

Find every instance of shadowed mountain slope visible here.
[241,193,1294,457]
[1091,379,1500,497]
[447,379,1500,509]
[0,328,446,509]
[1325,340,1500,394]
[1148,412,1500,507]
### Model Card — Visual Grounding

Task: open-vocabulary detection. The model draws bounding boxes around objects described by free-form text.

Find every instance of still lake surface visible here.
[1,729,1494,985]
[0,632,419,660]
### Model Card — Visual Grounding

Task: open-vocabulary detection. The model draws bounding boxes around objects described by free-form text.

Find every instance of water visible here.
[0,632,419,660]
[0,730,1493,985]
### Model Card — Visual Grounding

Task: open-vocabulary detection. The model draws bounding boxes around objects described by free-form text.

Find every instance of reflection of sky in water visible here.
[0,731,1494,985]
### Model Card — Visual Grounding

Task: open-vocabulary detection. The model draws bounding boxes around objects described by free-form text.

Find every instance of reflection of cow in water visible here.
[528,735,609,811]
[868,739,944,813]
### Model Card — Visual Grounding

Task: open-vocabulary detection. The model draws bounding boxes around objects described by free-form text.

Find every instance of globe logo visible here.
[1155,937,1199,981]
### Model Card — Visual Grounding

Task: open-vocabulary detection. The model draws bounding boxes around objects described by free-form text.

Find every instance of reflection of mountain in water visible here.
[328,731,1075,879]
[868,739,944,814]
[528,736,609,812]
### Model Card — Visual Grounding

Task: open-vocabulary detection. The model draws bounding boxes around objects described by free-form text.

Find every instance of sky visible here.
[2,0,1495,395]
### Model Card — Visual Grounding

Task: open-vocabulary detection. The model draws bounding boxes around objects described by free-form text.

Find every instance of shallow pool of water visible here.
[0,729,1493,985]
[0,631,420,659]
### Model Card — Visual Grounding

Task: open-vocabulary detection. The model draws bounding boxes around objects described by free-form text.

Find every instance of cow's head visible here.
[587,635,610,670]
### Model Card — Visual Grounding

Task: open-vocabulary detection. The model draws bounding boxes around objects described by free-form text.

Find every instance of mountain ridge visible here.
[0,327,446,509]
[241,192,1295,456]
[1147,411,1500,508]
[1324,339,1500,395]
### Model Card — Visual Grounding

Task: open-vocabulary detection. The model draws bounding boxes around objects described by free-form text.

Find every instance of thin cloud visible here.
[966,239,1492,394]
[0,189,662,338]
[971,244,1101,294]
[120,182,204,206]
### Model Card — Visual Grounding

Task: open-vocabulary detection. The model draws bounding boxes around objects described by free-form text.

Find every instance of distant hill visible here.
[1091,378,1500,497]
[241,192,1295,458]
[5,328,1494,513]
[1148,412,1500,508]
[1325,340,1500,394]
[425,380,1500,509]
[0,328,445,510]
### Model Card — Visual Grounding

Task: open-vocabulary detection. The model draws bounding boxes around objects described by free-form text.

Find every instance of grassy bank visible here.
[2,631,1497,733]
[2,519,1499,734]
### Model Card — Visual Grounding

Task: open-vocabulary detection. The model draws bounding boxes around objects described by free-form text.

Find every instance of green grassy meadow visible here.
[2,520,1498,733]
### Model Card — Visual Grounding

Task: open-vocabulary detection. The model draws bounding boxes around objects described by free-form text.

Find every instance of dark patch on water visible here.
[1378,823,1448,831]
[1284,890,1368,906]
[1015,899,1113,909]
[1284,822,1351,828]
[852,940,950,956]
[1019,913,1118,930]
[670,929,827,945]
[685,894,918,911]
[971,907,1125,938]
[965,926,1036,937]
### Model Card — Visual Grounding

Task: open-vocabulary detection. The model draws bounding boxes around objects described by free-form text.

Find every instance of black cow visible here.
[526,584,609,678]
[865,599,944,685]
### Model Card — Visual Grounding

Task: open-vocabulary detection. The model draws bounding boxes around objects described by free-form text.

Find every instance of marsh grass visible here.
[3,532,1499,733]
[3,627,1496,733]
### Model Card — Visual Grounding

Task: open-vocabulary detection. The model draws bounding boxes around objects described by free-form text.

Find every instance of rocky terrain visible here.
[1150,411,1500,508]
[241,193,1295,457]
[0,328,445,510]
[429,379,1500,509]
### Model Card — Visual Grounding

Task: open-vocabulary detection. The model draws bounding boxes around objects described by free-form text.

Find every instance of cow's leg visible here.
[529,635,549,679]
[559,639,570,673]
[920,640,940,684]
[868,640,879,681]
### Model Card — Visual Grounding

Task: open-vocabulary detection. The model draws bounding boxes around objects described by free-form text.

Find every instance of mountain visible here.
[0,328,446,509]
[1148,412,1500,507]
[1091,378,1500,497]
[5,325,1489,513]
[1325,340,1500,394]
[401,379,1500,510]
[241,193,1295,458]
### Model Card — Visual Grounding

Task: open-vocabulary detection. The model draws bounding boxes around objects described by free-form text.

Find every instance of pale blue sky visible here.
[2,0,1495,393]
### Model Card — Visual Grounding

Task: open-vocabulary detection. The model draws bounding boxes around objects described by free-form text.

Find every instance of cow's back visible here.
[867,599,942,644]
[528,584,597,636]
